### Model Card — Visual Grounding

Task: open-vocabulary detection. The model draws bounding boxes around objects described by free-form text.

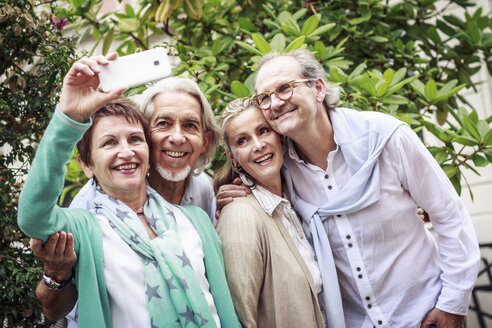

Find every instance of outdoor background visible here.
[1,0,491,326]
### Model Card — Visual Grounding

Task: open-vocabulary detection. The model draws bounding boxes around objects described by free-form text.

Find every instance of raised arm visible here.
[31,232,77,320]
[17,54,126,240]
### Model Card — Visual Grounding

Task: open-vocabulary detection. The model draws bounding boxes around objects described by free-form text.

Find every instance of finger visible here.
[30,238,42,255]
[55,231,67,255]
[216,197,234,210]
[43,232,60,255]
[232,177,242,185]
[68,61,96,77]
[65,233,75,256]
[218,189,249,199]
[215,209,221,219]
[105,52,118,61]
[97,86,128,105]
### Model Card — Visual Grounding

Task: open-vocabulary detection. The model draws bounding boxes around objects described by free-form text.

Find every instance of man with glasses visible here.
[218,49,479,328]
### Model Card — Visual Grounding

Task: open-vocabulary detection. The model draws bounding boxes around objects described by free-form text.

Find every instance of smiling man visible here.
[70,77,218,221]
[251,49,480,328]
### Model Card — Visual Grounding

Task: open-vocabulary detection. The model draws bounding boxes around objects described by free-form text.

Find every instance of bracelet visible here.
[42,271,72,290]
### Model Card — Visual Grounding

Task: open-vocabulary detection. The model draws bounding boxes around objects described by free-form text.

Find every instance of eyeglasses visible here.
[254,79,312,110]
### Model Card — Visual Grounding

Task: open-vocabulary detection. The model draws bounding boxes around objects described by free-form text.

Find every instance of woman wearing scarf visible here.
[213,98,326,328]
[17,54,240,328]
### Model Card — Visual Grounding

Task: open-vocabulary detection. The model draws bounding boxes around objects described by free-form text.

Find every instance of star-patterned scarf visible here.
[91,185,216,328]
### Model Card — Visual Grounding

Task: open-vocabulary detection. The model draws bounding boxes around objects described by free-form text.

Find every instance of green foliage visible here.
[58,0,491,192]
[0,0,76,326]
[2,0,491,325]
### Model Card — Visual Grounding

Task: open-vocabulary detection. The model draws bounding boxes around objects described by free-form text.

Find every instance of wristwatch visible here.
[42,271,72,290]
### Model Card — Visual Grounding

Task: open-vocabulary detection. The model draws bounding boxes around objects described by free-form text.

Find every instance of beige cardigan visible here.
[217,194,324,328]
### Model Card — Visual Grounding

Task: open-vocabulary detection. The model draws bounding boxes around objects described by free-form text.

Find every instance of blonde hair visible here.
[213,97,257,194]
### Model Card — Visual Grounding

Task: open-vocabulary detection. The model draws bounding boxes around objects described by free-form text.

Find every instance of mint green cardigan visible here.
[18,107,240,328]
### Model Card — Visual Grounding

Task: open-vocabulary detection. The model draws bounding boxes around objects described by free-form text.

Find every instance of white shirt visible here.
[67,178,218,327]
[284,124,480,328]
[96,205,220,328]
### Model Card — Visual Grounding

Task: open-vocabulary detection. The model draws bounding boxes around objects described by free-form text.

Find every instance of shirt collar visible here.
[239,174,287,217]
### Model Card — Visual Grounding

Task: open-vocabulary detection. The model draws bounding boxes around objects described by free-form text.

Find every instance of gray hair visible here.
[254,48,339,110]
[138,77,219,174]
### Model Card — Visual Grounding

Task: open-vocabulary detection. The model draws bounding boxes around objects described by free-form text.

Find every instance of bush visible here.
[0,0,75,326]
[2,0,491,325]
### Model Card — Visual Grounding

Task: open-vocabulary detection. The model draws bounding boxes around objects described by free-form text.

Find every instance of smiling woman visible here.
[17,54,240,327]
[213,98,325,328]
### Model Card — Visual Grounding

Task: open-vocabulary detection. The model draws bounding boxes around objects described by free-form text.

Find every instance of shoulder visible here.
[219,194,266,226]
[189,172,213,191]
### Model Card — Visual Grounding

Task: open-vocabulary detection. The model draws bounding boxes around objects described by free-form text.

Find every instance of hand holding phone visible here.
[98,48,172,92]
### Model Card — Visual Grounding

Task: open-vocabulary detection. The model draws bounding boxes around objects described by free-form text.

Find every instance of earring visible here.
[232,160,243,173]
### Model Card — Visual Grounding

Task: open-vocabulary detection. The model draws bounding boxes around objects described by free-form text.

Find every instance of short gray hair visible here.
[138,77,219,174]
[254,49,339,110]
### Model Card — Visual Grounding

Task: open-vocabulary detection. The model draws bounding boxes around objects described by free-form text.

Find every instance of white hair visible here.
[138,77,219,174]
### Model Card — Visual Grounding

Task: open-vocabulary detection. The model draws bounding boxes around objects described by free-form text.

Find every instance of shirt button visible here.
[348,243,353,248]
[337,214,341,217]
[365,296,370,301]
[346,235,351,239]
[356,267,361,272]
[324,174,329,179]
[367,304,372,309]
[378,320,383,325]
[358,274,363,279]
[328,185,333,190]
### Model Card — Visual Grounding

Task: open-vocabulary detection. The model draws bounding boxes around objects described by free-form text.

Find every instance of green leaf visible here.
[462,115,481,140]
[309,23,335,37]
[348,62,367,80]
[484,149,492,163]
[442,165,458,178]
[472,154,489,167]
[238,17,257,32]
[301,15,319,36]
[397,113,412,126]
[434,150,448,164]
[252,33,272,54]
[382,95,410,105]
[349,11,371,25]
[329,68,347,83]
[119,18,139,33]
[483,128,492,145]
[235,41,263,56]
[424,79,437,101]
[102,28,114,55]
[427,27,441,43]
[211,39,222,56]
[369,36,388,43]
[410,80,425,98]
[376,81,390,97]
[270,34,286,51]
[455,135,479,146]
[313,41,327,60]
[466,18,481,44]
[285,35,305,52]
[383,68,394,84]
[230,81,251,97]
[125,4,135,17]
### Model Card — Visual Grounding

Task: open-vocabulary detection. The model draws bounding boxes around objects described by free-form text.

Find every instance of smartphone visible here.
[98,48,172,92]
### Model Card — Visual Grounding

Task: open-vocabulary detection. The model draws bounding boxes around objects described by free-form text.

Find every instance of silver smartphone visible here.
[98,48,172,92]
